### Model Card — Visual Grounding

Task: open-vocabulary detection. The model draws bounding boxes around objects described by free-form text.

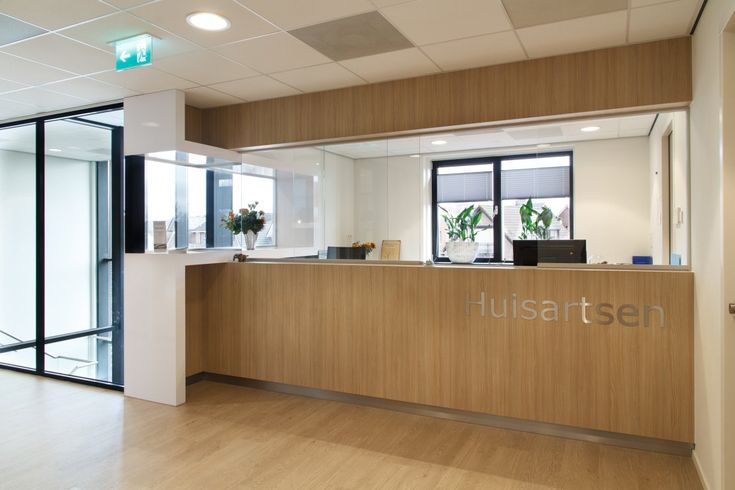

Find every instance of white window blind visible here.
[436,171,493,202]
[501,166,570,200]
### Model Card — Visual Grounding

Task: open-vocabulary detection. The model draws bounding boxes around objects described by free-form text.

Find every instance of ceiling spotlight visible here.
[536,144,551,149]
[431,140,447,146]
[580,126,600,133]
[409,154,420,158]
[48,148,62,152]
[186,12,231,31]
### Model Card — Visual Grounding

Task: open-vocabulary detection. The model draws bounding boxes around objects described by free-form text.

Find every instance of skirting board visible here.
[187,372,694,456]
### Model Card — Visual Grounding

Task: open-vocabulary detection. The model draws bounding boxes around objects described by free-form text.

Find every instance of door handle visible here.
[730,304,735,315]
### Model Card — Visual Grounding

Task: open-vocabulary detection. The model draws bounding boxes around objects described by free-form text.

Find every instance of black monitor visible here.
[512,240,587,266]
[327,246,366,260]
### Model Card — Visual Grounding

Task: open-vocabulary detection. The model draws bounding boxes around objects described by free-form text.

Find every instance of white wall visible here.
[324,152,354,247]
[0,150,36,367]
[353,156,423,260]
[649,112,690,265]
[690,1,735,488]
[573,137,652,264]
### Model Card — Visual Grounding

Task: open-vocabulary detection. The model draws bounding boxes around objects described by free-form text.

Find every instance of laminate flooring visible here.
[0,370,702,489]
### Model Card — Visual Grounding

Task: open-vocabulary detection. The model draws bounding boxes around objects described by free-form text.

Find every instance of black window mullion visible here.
[111,126,124,386]
[493,159,502,262]
[35,120,45,374]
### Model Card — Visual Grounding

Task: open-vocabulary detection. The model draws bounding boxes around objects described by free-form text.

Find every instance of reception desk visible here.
[185,261,693,450]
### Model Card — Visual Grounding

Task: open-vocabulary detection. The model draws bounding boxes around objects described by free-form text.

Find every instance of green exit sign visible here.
[115,34,152,71]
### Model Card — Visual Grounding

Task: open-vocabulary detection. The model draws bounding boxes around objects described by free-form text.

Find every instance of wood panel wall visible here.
[191,37,692,150]
[185,105,203,144]
[186,262,694,443]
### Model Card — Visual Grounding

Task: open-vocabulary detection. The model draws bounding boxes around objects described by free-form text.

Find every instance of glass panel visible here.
[501,156,572,262]
[45,119,105,338]
[0,123,36,369]
[45,335,111,382]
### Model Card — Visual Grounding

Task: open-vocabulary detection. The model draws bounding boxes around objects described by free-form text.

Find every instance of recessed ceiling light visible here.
[186,12,231,32]
[409,154,420,158]
[431,140,447,146]
[580,126,600,133]
[536,144,551,149]
[48,148,62,152]
[315,162,320,166]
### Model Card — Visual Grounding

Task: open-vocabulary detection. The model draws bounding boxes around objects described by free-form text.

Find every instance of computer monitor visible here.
[512,240,587,266]
[327,246,367,260]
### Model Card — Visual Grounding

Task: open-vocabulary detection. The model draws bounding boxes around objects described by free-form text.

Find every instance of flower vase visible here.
[244,230,258,250]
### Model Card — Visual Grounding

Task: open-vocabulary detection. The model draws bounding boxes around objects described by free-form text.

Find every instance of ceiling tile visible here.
[340,48,438,82]
[43,77,138,102]
[92,66,198,92]
[289,11,413,61]
[421,31,526,71]
[2,87,88,111]
[185,86,244,108]
[154,50,257,85]
[516,11,627,58]
[0,0,115,30]
[0,13,46,47]
[631,0,673,6]
[59,12,198,60]
[0,99,36,120]
[209,76,300,101]
[270,63,365,92]
[239,0,375,30]
[0,77,29,94]
[380,0,512,46]
[214,32,330,73]
[130,0,278,47]
[0,52,76,85]
[104,0,156,7]
[502,0,627,29]
[2,34,113,75]
[370,0,412,6]
[629,0,699,43]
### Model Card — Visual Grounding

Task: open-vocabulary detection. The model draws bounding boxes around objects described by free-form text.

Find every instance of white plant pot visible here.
[446,241,479,264]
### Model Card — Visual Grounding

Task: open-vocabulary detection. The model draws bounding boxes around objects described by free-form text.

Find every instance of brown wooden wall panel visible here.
[185,105,203,144]
[198,37,692,149]
[186,262,694,443]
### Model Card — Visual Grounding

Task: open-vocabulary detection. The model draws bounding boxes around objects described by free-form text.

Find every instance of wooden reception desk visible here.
[185,261,693,449]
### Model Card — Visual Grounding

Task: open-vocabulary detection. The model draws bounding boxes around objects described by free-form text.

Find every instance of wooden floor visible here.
[0,370,702,489]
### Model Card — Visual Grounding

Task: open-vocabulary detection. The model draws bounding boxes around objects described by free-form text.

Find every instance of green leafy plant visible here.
[439,204,482,242]
[519,198,555,240]
[221,202,266,235]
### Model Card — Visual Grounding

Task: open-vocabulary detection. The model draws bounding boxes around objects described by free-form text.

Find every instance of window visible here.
[432,152,573,262]
[0,106,124,387]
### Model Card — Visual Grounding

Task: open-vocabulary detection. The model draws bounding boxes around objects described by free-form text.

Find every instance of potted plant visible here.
[518,198,554,240]
[352,241,376,258]
[222,202,266,250]
[440,204,482,263]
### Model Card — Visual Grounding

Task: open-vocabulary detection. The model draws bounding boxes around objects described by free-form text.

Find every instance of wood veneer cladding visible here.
[198,37,692,149]
[185,105,203,143]
[186,263,694,443]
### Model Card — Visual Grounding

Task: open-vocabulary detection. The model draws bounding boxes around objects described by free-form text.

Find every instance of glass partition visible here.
[0,124,36,369]
[142,147,325,257]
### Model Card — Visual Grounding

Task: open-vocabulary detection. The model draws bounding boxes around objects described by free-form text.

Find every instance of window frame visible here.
[431,151,574,263]
[0,103,125,391]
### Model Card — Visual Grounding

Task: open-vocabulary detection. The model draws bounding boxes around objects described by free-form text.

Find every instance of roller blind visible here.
[501,166,570,200]
[436,171,493,203]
